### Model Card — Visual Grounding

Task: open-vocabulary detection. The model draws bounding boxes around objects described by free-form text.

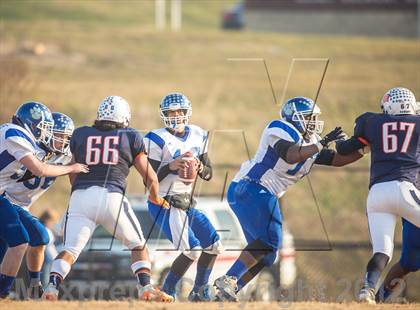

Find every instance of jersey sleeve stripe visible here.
[5,128,37,148]
[0,150,15,172]
[357,137,369,145]
[268,120,300,143]
[144,132,165,149]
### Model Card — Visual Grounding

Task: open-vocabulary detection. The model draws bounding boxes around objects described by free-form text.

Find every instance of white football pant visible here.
[62,186,146,261]
[367,180,420,259]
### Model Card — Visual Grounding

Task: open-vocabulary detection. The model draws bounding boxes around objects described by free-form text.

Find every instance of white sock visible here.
[130,260,151,274]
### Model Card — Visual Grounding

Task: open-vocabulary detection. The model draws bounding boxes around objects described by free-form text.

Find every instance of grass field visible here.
[1,0,419,303]
[1,301,420,310]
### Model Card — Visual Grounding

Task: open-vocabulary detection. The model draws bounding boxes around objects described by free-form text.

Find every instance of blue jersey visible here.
[354,112,419,188]
[70,126,145,194]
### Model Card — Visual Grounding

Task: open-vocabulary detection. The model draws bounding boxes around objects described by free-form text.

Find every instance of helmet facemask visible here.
[51,130,72,155]
[160,107,192,132]
[292,108,324,137]
[34,116,54,146]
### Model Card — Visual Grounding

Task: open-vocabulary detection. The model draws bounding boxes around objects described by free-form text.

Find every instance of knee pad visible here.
[183,247,201,261]
[261,251,278,267]
[203,240,223,255]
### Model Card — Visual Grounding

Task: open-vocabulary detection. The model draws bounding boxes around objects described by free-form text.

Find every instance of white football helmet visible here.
[97,96,131,127]
[381,87,417,115]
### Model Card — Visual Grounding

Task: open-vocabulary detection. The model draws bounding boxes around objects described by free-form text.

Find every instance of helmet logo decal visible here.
[282,103,294,116]
[30,106,43,120]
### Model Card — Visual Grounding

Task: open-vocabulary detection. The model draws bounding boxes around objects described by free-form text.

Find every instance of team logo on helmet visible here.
[282,102,294,117]
[281,97,324,136]
[30,106,43,120]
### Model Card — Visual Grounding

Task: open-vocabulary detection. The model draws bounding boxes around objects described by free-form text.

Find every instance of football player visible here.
[43,96,173,302]
[0,112,74,298]
[375,218,419,303]
[214,97,362,301]
[336,87,419,304]
[144,92,221,301]
[0,102,88,298]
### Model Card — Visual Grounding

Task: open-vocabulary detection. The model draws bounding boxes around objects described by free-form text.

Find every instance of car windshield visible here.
[90,209,163,241]
[213,209,242,241]
[89,206,242,243]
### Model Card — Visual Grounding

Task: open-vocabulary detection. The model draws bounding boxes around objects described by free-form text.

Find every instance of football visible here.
[178,154,198,185]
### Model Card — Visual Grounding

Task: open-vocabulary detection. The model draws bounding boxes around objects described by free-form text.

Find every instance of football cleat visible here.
[42,283,59,301]
[214,275,239,302]
[28,280,44,299]
[188,284,213,302]
[358,287,376,304]
[137,284,174,302]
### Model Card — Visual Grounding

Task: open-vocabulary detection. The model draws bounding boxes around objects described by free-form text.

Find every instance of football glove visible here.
[320,127,346,147]
[148,196,170,209]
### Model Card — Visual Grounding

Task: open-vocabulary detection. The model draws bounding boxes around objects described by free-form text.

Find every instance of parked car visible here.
[221,2,244,30]
[61,195,296,301]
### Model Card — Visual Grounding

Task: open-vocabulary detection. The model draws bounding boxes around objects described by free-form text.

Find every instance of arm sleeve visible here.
[335,137,365,155]
[314,148,336,166]
[272,139,296,161]
[69,133,76,154]
[336,113,371,155]
[4,136,36,161]
[202,130,210,154]
[198,153,212,181]
[131,130,146,159]
[157,164,172,182]
[353,113,371,145]
[147,158,172,183]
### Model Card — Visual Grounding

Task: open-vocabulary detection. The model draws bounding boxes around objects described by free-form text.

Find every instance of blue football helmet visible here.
[12,101,54,145]
[159,92,192,130]
[50,112,75,155]
[281,97,324,136]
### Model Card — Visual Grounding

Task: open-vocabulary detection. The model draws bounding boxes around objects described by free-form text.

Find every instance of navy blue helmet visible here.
[50,112,75,155]
[281,97,324,136]
[12,101,54,145]
[159,92,192,130]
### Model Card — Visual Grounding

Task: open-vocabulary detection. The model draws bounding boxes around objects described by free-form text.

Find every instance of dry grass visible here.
[1,301,420,310]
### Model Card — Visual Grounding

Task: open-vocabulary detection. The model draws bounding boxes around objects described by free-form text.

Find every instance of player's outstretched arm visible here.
[283,127,347,164]
[134,152,169,209]
[20,154,89,177]
[331,151,363,167]
[285,143,320,164]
